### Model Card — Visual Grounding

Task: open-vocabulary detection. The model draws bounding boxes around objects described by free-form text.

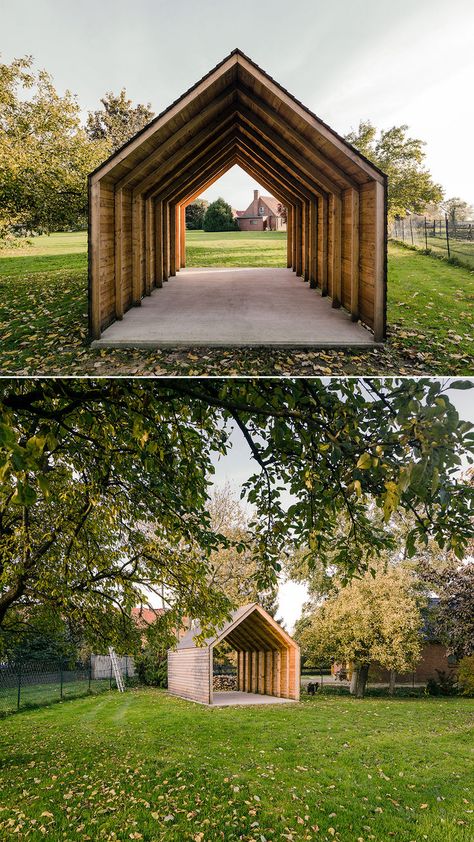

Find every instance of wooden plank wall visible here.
[358,181,376,330]
[167,649,210,704]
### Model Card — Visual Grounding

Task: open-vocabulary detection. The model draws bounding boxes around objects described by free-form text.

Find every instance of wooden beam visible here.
[287,205,293,268]
[114,188,124,319]
[350,188,360,321]
[244,651,251,693]
[162,202,169,281]
[258,651,265,694]
[145,198,154,294]
[295,203,302,276]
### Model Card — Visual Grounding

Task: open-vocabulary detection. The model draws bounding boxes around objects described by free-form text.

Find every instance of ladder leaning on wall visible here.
[108,647,125,693]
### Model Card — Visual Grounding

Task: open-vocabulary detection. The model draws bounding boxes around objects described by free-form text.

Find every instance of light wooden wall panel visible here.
[168,649,210,705]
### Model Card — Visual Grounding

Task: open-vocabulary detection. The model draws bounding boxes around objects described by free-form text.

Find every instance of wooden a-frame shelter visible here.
[89,50,387,342]
[168,604,300,705]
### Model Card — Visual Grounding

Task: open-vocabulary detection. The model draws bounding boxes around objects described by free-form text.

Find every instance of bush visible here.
[203,198,237,232]
[426,670,458,696]
[134,653,167,687]
[457,656,474,696]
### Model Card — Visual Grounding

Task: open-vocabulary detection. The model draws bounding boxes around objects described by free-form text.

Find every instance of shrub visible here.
[426,670,458,696]
[203,198,237,232]
[457,656,474,696]
[134,653,168,688]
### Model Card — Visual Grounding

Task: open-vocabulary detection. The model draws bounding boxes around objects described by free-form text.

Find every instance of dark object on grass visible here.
[426,670,458,696]
[307,682,319,696]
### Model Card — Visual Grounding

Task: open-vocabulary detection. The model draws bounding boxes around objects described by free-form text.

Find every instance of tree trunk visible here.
[350,663,370,698]
[389,670,396,696]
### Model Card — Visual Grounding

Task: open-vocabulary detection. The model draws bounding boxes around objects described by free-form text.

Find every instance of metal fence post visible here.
[409,217,414,245]
[445,214,451,259]
[424,217,428,251]
[17,663,22,711]
[88,658,92,692]
[60,659,64,700]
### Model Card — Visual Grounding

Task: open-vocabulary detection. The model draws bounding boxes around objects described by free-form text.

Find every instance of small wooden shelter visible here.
[168,603,300,705]
[89,49,387,342]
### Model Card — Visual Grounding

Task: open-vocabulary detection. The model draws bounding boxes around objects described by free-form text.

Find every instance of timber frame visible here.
[89,49,387,342]
[168,603,300,705]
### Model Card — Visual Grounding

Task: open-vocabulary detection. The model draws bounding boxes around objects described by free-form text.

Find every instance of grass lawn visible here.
[0,689,472,841]
[0,678,112,716]
[0,231,472,376]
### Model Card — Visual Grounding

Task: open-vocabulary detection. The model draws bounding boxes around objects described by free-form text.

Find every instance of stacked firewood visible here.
[213,675,237,691]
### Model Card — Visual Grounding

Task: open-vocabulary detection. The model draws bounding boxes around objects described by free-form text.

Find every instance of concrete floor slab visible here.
[211,691,297,707]
[92,267,376,348]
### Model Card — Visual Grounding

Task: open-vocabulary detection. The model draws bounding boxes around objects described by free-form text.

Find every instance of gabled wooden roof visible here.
[175,603,299,653]
[89,49,386,193]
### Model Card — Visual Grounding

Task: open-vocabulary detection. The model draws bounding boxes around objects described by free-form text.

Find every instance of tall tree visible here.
[1,379,472,640]
[297,565,424,697]
[207,483,279,614]
[0,56,107,235]
[86,90,155,154]
[345,121,443,218]
[185,200,208,230]
[203,198,237,232]
[421,562,474,660]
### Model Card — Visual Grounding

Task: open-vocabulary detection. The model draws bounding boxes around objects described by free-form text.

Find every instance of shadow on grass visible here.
[0,252,87,277]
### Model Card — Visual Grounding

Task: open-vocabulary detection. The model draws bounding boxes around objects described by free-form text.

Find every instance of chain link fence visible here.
[390,216,474,270]
[0,655,133,717]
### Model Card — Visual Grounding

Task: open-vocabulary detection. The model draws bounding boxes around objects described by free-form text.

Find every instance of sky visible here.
[210,382,474,631]
[2,0,474,209]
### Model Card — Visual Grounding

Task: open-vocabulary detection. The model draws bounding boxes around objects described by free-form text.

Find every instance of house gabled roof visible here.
[174,603,299,653]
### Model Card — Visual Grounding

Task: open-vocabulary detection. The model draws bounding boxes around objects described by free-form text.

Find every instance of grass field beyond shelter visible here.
[0,689,472,841]
[0,230,472,376]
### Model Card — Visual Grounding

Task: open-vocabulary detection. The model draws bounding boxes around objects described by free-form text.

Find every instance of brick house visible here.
[235,190,286,231]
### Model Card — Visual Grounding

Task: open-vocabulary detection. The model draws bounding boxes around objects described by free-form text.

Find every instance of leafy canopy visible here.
[0,55,107,235]
[345,120,443,218]
[86,89,155,154]
[185,200,209,230]
[297,564,424,675]
[1,378,472,639]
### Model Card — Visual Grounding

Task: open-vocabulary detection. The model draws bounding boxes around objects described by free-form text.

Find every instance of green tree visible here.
[0,55,107,235]
[203,197,237,232]
[297,565,424,697]
[86,89,155,154]
[345,120,443,218]
[441,197,474,224]
[1,379,472,640]
[207,483,279,613]
[421,562,474,661]
[185,199,208,230]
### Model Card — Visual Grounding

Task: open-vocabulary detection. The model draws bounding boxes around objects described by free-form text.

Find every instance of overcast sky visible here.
[211,382,474,630]
[2,0,474,209]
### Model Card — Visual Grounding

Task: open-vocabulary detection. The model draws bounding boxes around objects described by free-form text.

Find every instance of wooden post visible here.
[258,651,265,694]
[273,651,281,697]
[295,203,302,276]
[169,204,177,277]
[303,201,310,282]
[132,194,142,305]
[350,188,360,321]
[309,199,318,288]
[320,196,328,296]
[180,205,186,268]
[162,202,169,281]
[155,199,163,288]
[90,180,101,339]
[331,193,342,308]
[287,206,293,268]
[145,198,154,295]
[373,181,386,342]
[265,651,273,695]
[245,651,251,693]
[114,188,124,319]
[251,652,258,694]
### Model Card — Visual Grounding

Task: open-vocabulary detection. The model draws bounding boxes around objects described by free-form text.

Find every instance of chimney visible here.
[254,189,259,202]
